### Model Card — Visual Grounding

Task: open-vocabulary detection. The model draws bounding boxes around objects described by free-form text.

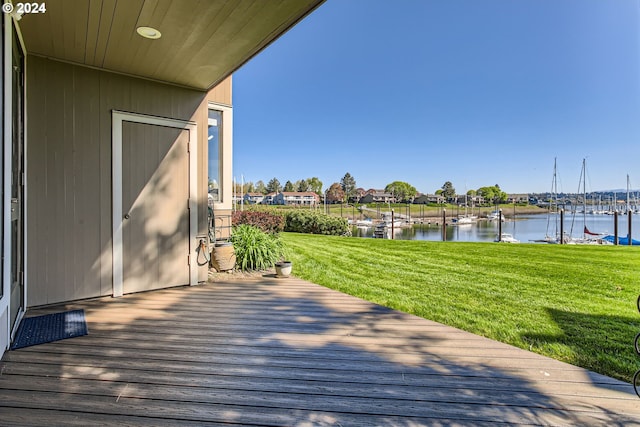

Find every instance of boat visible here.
[454,194,477,225]
[354,218,373,227]
[570,227,612,245]
[495,233,519,243]
[568,159,610,244]
[530,233,572,244]
[453,216,476,225]
[602,234,640,245]
[373,219,405,238]
[541,158,563,243]
[486,210,505,221]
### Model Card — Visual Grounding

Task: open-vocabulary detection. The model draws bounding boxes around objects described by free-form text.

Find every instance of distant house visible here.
[359,190,396,204]
[413,194,445,204]
[471,195,485,205]
[243,193,265,205]
[507,194,529,204]
[262,192,278,205]
[455,194,485,205]
[273,192,320,206]
[351,187,367,203]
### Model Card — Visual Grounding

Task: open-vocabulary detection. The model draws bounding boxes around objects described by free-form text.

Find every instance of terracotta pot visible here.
[210,242,236,272]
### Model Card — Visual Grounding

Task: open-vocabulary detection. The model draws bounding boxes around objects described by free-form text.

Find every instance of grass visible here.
[281,232,640,383]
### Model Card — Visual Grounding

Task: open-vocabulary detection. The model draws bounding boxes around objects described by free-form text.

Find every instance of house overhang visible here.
[16,0,324,91]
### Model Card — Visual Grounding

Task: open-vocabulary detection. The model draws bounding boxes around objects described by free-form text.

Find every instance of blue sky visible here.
[233,0,639,194]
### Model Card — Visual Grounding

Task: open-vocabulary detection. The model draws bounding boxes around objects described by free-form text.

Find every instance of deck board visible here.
[1,277,638,426]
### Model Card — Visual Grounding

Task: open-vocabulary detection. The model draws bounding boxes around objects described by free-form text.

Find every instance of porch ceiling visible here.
[17,0,324,91]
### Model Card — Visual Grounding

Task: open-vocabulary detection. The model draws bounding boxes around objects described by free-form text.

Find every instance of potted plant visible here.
[274,260,292,278]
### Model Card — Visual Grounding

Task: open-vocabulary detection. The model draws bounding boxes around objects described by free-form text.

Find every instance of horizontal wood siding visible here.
[25,56,225,306]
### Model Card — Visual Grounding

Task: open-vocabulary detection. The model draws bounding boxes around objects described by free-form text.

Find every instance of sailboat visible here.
[536,158,570,243]
[454,193,477,225]
[601,174,639,245]
[624,175,636,215]
[569,159,611,245]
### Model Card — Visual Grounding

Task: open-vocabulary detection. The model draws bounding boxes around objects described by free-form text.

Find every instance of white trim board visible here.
[111,111,198,298]
[1,11,27,352]
[207,102,232,211]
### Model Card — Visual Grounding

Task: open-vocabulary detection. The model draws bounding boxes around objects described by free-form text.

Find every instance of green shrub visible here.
[231,224,284,271]
[284,210,349,235]
[232,211,285,234]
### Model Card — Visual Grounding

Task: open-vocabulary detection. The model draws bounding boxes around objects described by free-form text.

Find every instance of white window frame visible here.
[207,102,232,210]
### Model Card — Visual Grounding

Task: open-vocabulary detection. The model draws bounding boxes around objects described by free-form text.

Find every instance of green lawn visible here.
[281,233,640,383]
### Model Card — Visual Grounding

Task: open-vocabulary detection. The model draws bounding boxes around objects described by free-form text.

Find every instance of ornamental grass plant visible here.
[231,224,284,271]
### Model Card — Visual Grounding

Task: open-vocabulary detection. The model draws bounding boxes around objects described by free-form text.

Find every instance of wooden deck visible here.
[1,275,638,426]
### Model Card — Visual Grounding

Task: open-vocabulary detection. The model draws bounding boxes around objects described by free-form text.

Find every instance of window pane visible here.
[208,109,222,203]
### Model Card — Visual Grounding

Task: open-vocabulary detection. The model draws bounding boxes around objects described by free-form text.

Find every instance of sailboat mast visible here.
[627,174,630,214]
[547,157,558,238]
[582,159,586,238]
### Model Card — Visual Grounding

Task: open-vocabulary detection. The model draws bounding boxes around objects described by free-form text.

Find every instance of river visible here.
[351,213,638,243]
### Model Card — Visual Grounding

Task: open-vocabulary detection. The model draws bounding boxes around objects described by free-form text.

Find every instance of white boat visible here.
[375,219,404,229]
[372,219,405,238]
[453,216,476,225]
[495,233,519,243]
[455,194,478,225]
[354,218,373,227]
[541,158,563,243]
[486,211,505,221]
[568,159,610,244]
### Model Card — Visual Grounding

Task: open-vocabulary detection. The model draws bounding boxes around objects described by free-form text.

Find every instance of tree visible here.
[255,180,266,194]
[441,181,456,201]
[340,172,356,202]
[326,182,345,204]
[477,185,507,204]
[307,177,323,195]
[297,179,310,192]
[283,180,295,192]
[266,177,281,194]
[385,181,417,203]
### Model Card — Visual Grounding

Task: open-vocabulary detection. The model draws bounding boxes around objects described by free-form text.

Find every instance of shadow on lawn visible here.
[522,307,640,385]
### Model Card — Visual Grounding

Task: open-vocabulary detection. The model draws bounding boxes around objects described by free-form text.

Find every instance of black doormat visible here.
[11,309,88,350]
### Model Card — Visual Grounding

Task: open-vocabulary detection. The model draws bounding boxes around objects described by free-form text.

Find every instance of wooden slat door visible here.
[121,122,190,294]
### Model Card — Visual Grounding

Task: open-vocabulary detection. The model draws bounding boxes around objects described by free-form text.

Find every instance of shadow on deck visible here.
[1,275,638,425]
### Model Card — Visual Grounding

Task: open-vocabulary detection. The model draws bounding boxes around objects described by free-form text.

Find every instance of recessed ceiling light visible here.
[136,26,161,40]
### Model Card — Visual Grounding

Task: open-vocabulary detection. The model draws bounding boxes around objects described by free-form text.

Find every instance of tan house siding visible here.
[208,76,232,105]
[26,56,227,306]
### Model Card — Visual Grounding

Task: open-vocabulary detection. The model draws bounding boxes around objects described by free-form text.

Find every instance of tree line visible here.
[435,182,508,204]
[235,174,508,204]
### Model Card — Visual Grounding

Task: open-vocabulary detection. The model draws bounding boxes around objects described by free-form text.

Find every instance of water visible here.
[351,213,637,243]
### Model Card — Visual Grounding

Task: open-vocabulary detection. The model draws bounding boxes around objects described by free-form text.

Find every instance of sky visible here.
[232,0,640,195]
